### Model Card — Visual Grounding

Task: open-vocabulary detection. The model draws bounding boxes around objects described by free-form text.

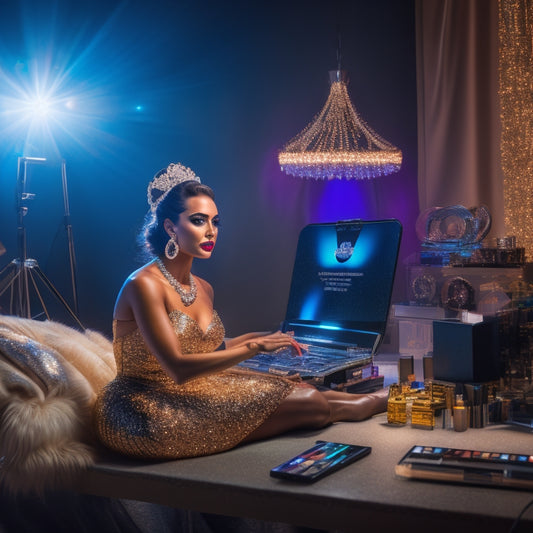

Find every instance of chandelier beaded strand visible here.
[278,70,402,180]
[156,258,197,307]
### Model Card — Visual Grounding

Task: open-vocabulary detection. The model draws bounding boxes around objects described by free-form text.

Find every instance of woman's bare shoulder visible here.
[119,264,156,293]
[114,263,163,318]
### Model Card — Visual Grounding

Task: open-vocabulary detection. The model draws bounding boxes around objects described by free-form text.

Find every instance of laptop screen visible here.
[282,219,402,347]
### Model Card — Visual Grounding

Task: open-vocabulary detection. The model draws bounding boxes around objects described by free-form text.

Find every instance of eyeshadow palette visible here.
[396,445,533,490]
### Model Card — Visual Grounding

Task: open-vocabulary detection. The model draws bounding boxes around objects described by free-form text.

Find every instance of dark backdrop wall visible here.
[0,0,417,338]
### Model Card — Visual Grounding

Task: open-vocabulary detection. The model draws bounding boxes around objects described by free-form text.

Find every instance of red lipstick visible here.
[200,241,214,252]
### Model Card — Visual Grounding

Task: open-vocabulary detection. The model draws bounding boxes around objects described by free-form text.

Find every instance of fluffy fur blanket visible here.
[0,316,116,494]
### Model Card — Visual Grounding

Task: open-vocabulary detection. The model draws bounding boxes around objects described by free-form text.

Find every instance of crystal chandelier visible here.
[278,70,402,180]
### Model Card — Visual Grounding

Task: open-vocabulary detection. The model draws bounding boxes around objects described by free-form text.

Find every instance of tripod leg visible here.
[0,260,15,278]
[61,160,80,316]
[0,262,19,298]
[65,225,80,315]
[26,267,51,320]
[0,261,23,315]
[21,260,31,318]
[32,265,84,330]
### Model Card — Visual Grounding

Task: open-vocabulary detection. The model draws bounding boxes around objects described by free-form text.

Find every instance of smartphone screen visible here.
[270,441,371,483]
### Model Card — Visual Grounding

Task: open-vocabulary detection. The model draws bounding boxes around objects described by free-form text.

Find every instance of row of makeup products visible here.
[386,379,501,431]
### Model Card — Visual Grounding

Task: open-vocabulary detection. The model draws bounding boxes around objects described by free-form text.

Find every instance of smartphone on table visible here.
[270,441,371,483]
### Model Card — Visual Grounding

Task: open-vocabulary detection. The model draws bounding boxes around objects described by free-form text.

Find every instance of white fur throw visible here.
[0,316,116,494]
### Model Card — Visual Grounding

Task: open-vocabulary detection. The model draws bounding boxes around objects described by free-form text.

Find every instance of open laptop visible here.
[239,219,402,387]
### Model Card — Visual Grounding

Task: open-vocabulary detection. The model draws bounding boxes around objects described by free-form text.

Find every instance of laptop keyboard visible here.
[238,343,372,378]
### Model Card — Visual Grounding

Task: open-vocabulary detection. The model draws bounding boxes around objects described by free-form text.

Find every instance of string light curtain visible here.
[499,0,533,258]
[278,70,402,180]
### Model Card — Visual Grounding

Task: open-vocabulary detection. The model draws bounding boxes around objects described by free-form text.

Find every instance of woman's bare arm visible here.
[225,332,271,348]
[120,271,296,384]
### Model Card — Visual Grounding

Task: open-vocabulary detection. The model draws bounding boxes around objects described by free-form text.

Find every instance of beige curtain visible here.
[416,0,505,239]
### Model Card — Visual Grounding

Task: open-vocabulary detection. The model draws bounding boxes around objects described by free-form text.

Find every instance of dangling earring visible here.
[165,236,179,260]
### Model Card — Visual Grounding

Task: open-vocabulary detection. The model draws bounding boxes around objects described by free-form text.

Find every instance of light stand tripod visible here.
[0,156,84,330]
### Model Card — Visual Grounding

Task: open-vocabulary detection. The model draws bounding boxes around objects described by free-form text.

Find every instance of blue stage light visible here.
[22,91,61,122]
[0,1,167,159]
[29,97,51,117]
[0,63,76,155]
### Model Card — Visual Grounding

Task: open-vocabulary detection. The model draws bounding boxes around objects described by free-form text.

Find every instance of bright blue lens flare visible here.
[1,57,94,155]
[0,2,150,158]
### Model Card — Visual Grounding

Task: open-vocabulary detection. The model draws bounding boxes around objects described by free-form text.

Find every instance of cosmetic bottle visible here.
[387,384,407,425]
[453,394,468,432]
[464,383,483,428]
[442,387,454,430]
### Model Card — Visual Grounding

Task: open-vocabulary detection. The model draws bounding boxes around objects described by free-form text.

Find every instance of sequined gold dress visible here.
[93,310,296,459]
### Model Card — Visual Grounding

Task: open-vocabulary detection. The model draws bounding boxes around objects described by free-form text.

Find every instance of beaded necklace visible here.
[155,258,197,307]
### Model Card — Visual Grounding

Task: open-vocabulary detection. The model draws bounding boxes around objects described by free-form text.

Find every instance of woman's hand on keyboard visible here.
[247,331,302,356]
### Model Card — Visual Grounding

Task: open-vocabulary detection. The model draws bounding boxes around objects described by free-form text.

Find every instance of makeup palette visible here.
[396,445,533,489]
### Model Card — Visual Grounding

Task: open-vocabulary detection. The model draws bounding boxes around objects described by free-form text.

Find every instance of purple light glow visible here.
[262,145,409,226]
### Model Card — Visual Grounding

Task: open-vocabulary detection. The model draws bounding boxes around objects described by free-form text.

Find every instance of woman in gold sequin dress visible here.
[94,163,388,460]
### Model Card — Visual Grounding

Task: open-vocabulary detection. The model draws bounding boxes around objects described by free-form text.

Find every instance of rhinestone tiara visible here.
[147,163,201,212]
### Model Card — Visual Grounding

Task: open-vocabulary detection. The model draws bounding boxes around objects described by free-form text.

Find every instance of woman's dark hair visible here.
[139,180,215,258]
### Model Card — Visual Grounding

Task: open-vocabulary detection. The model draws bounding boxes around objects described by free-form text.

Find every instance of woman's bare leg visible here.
[242,385,388,444]
[241,385,331,443]
[321,387,389,422]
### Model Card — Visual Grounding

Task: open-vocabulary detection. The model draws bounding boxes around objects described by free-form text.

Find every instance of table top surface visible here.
[76,412,533,533]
